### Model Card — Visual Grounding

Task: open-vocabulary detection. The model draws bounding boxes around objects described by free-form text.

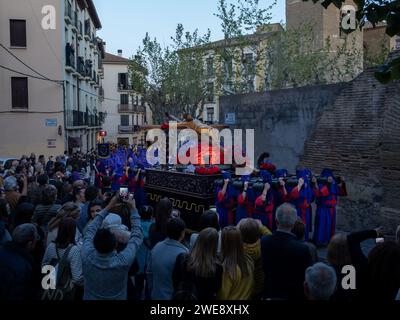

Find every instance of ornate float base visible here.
[145,169,223,229]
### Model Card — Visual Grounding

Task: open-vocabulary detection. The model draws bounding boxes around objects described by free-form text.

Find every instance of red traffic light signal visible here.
[100,131,107,137]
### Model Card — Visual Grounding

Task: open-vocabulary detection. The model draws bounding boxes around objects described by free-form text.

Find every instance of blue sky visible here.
[94,0,286,58]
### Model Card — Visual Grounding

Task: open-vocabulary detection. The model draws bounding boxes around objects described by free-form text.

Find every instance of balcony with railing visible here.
[92,70,97,83]
[117,82,134,91]
[78,21,83,39]
[118,125,140,134]
[71,11,78,32]
[118,104,146,113]
[84,20,91,41]
[66,110,86,128]
[94,74,100,87]
[66,109,104,128]
[76,56,85,78]
[65,2,72,24]
[98,58,104,75]
[65,43,75,72]
[99,112,106,125]
[90,33,96,48]
[99,87,104,100]
[87,114,100,127]
[84,60,93,80]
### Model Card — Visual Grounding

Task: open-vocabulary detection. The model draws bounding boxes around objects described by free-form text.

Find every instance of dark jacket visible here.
[331,229,377,301]
[172,253,223,300]
[0,221,11,245]
[0,242,37,300]
[148,224,166,249]
[261,231,312,300]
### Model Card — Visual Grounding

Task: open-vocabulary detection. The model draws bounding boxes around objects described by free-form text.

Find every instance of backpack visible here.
[172,253,198,301]
[42,245,76,301]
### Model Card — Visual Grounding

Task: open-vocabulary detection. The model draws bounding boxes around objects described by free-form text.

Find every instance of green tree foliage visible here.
[129,25,211,124]
[214,0,362,92]
[265,23,363,89]
[214,0,276,94]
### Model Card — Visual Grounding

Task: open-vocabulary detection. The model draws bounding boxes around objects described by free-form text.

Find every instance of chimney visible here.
[118,49,123,57]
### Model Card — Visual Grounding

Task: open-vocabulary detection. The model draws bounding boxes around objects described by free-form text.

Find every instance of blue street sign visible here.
[45,119,58,127]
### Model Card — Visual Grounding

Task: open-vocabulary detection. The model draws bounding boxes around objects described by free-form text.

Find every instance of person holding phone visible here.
[120,167,147,209]
[327,227,384,301]
[119,187,129,201]
[81,194,143,300]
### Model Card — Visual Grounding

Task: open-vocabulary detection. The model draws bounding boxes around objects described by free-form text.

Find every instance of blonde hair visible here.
[221,226,250,280]
[327,233,352,266]
[48,202,80,231]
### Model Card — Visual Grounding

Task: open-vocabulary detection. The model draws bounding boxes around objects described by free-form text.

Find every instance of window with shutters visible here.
[11,77,28,109]
[10,19,27,47]
[206,82,215,103]
[120,115,129,126]
[118,73,129,89]
[120,94,129,104]
[207,108,214,123]
[206,57,215,77]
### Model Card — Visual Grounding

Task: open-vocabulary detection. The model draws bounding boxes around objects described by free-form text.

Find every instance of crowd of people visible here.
[0,148,400,301]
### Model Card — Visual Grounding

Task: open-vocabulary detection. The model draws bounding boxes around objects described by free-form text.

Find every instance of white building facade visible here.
[102,51,152,146]
[63,0,104,153]
[0,0,104,158]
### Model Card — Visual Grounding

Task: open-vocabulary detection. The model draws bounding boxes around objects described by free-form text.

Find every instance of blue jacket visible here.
[136,220,153,275]
[148,238,188,300]
[77,202,89,233]
[81,208,143,300]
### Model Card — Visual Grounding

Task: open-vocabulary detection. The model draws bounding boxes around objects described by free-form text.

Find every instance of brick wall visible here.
[299,52,400,233]
[363,25,395,67]
[219,83,345,172]
[220,51,400,233]
[286,0,324,50]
